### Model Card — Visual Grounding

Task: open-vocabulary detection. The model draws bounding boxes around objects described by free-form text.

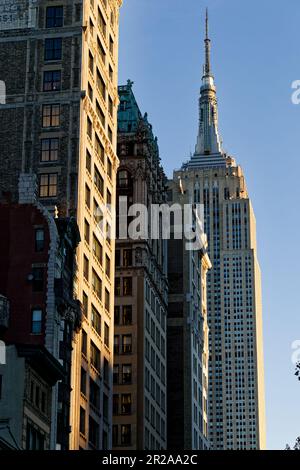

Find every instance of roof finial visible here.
[204,8,211,77]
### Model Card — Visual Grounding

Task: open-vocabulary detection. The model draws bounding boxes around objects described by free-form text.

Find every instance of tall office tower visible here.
[0,0,123,449]
[166,179,211,450]
[173,12,266,449]
[112,81,168,450]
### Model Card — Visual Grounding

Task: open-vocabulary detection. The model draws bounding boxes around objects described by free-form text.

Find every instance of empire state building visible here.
[173,11,266,450]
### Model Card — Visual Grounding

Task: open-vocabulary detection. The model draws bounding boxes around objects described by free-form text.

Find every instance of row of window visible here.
[81,329,110,373]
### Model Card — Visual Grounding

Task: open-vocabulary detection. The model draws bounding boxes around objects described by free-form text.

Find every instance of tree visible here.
[294,437,300,450]
[295,362,300,381]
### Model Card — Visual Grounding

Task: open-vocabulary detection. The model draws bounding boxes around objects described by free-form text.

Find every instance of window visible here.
[113,395,119,415]
[114,335,120,355]
[121,425,131,446]
[42,104,60,127]
[96,69,106,99]
[114,306,120,325]
[95,134,105,162]
[96,101,105,127]
[117,170,131,188]
[85,184,91,208]
[88,82,93,102]
[90,378,100,408]
[79,406,86,435]
[35,229,44,252]
[82,292,88,318]
[81,330,87,356]
[105,289,110,312]
[109,65,113,81]
[105,255,110,277]
[94,166,104,196]
[41,138,59,162]
[103,357,109,383]
[104,322,109,346]
[43,70,61,91]
[32,267,44,291]
[112,425,118,447]
[113,364,119,384]
[109,36,114,56]
[107,158,112,178]
[123,277,132,296]
[115,250,120,267]
[108,95,113,116]
[97,37,106,64]
[98,8,106,36]
[87,116,93,139]
[88,52,94,73]
[39,174,57,197]
[122,305,132,325]
[91,305,101,336]
[103,393,109,422]
[26,423,45,450]
[123,249,132,267]
[90,341,101,372]
[107,189,112,205]
[108,126,113,143]
[121,394,132,414]
[86,149,91,173]
[115,277,121,296]
[122,335,132,354]
[84,219,90,244]
[93,199,103,225]
[80,368,87,396]
[89,417,99,448]
[92,235,102,264]
[46,6,63,28]
[0,375,2,400]
[83,255,89,281]
[44,38,62,60]
[92,270,102,299]
[122,364,132,384]
[31,309,42,334]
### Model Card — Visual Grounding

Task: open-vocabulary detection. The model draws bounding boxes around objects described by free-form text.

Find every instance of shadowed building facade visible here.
[173,12,266,450]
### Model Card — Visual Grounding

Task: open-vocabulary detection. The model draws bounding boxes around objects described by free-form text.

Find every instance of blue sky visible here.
[118,0,300,450]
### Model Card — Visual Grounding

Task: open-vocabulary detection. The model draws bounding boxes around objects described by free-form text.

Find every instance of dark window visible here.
[115,250,120,267]
[94,166,104,195]
[96,69,106,99]
[86,149,92,173]
[90,378,100,409]
[96,100,105,127]
[46,6,63,28]
[103,358,109,383]
[123,277,132,296]
[115,277,121,296]
[123,249,132,267]
[80,368,86,396]
[122,364,132,384]
[89,416,99,448]
[31,309,42,334]
[117,170,132,189]
[108,95,113,116]
[41,138,59,162]
[91,305,101,336]
[84,219,90,244]
[105,255,110,277]
[89,52,94,73]
[113,395,119,415]
[107,189,112,205]
[98,8,106,35]
[108,126,113,143]
[43,70,61,91]
[113,364,119,385]
[114,335,119,355]
[121,394,132,415]
[122,305,132,325]
[83,255,89,281]
[122,335,132,354]
[85,184,91,208]
[88,82,93,102]
[103,393,109,422]
[42,104,60,127]
[92,235,102,264]
[35,229,45,252]
[90,341,101,372]
[26,423,45,450]
[114,306,120,325]
[79,407,86,435]
[81,330,87,356]
[92,270,102,299]
[97,37,106,64]
[104,322,109,346]
[95,134,105,162]
[87,116,93,139]
[39,174,57,197]
[109,36,114,56]
[121,425,131,446]
[109,65,113,81]
[44,38,62,60]
[32,268,44,292]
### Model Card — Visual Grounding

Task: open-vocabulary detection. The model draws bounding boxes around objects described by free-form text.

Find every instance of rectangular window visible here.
[108,126,113,143]
[90,378,100,408]
[32,267,44,291]
[90,341,101,372]
[81,330,87,356]
[31,309,42,334]
[96,100,105,127]
[82,292,88,318]
[26,423,45,450]
[107,189,112,205]
[92,235,102,265]
[114,306,120,325]
[122,335,132,354]
[105,255,110,277]
[46,6,63,28]
[87,116,93,139]
[89,417,99,448]
[83,255,89,281]
[93,199,103,226]
[123,249,132,267]
[107,158,112,178]
[108,95,113,116]
[104,322,109,346]
[35,229,45,252]
[85,184,91,208]
[96,69,106,100]
[105,289,110,312]
[115,250,121,267]
[98,8,106,36]
[79,406,86,435]
[115,277,121,296]
[95,134,105,162]
[41,138,59,162]
[109,36,114,56]
[112,425,118,447]
[92,270,102,299]
[97,37,106,64]
[122,305,132,325]
[43,70,61,92]
[121,425,131,446]
[84,219,90,244]
[123,277,132,296]
[109,65,113,81]
[86,149,92,173]
[44,38,62,61]
[114,335,119,355]
[91,305,101,336]
[42,104,60,127]
[39,174,57,198]
[80,368,86,396]
[122,364,132,384]
[113,364,119,385]
[88,52,94,74]
[113,394,119,416]
[121,394,132,415]
[94,166,104,196]
[103,393,109,422]
[88,82,93,102]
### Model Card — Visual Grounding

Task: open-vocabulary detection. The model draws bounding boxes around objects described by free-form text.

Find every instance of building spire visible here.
[192,9,223,158]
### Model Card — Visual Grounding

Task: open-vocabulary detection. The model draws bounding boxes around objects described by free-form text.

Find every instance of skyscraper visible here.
[173,11,266,450]
[0,0,123,449]
[113,82,168,450]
